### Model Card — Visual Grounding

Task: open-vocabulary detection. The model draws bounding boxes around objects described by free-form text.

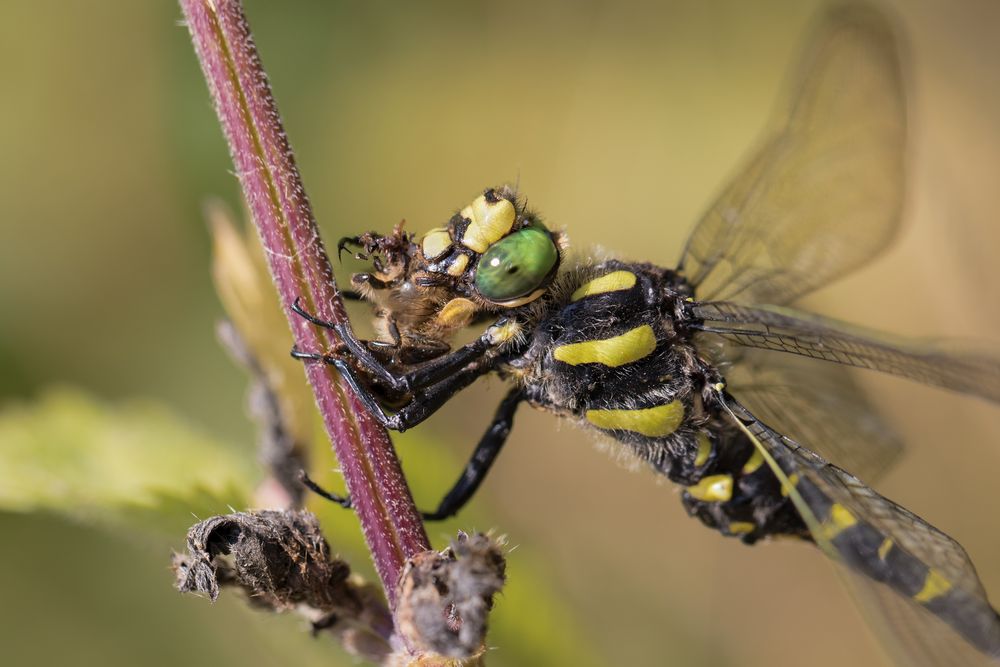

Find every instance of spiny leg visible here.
[291,297,341,330]
[300,388,523,521]
[422,388,523,521]
[290,348,393,421]
[340,289,364,302]
[336,235,366,261]
[291,297,406,390]
[291,297,492,393]
[292,348,493,432]
[298,470,351,509]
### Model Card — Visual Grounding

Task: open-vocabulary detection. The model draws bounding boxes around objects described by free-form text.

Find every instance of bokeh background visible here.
[2,1,1000,665]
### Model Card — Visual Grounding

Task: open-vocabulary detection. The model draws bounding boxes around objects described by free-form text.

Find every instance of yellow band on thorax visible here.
[585,401,684,438]
[553,324,657,367]
[571,270,637,301]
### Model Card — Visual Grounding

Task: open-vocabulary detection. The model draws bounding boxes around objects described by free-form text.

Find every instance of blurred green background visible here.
[2,1,1000,665]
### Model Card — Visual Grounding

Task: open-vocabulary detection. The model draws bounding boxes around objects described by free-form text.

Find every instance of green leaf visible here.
[0,387,255,535]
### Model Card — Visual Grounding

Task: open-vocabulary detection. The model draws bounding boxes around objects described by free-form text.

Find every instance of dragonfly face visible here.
[296,5,1000,665]
[337,189,563,363]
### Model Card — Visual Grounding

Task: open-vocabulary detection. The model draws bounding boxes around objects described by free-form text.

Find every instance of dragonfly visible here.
[293,6,1000,663]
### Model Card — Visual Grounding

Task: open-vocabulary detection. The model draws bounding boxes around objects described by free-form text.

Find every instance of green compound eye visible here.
[475,226,558,303]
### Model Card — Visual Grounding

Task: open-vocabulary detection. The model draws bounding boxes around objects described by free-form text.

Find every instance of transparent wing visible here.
[692,301,1000,405]
[856,592,1000,667]
[794,452,1000,666]
[818,464,988,600]
[677,5,905,305]
[718,391,1000,665]
[718,346,903,481]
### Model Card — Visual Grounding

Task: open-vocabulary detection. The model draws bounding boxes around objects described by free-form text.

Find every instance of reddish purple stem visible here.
[179,0,429,605]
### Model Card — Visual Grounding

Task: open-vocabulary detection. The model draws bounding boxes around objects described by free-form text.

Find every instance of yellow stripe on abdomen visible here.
[585,401,684,437]
[685,474,733,502]
[878,538,893,561]
[728,522,756,535]
[553,324,657,367]
[571,270,637,301]
[821,503,858,541]
[741,449,764,474]
[780,473,801,498]
[914,569,953,604]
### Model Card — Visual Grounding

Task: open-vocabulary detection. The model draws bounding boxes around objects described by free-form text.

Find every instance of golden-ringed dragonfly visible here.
[293,6,1000,663]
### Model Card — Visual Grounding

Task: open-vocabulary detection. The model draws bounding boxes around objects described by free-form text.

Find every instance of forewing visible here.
[719,346,903,481]
[718,391,1000,665]
[693,301,1000,405]
[678,6,905,304]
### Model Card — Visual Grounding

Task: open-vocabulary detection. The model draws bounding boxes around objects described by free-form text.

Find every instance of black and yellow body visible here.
[295,188,1000,657]
[500,258,807,543]
[292,7,1000,664]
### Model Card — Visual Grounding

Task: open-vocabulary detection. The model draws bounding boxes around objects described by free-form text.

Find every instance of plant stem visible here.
[179,0,429,605]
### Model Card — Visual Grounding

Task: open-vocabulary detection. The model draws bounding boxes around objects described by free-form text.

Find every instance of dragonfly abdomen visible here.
[790,473,1000,656]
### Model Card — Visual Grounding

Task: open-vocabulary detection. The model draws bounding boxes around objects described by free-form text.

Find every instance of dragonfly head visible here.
[417,186,564,307]
[341,186,565,348]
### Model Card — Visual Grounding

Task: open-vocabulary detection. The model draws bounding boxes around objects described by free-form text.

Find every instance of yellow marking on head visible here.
[461,194,516,253]
[553,325,656,367]
[585,401,684,438]
[486,320,522,345]
[741,449,764,475]
[728,522,756,535]
[914,569,953,604]
[446,253,470,276]
[780,473,801,498]
[878,538,893,561]
[820,503,857,541]
[713,382,725,392]
[438,298,477,328]
[694,433,712,467]
[571,270,637,302]
[421,227,452,260]
[685,474,733,502]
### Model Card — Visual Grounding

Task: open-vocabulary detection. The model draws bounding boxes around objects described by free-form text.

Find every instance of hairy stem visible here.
[179,0,429,605]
